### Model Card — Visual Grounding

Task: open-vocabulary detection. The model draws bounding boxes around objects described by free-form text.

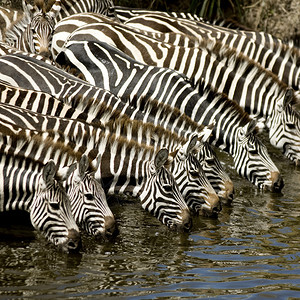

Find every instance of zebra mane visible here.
[105,113,187,146]
[198,36,298,105]
[198,79,256,129]
[278,40,300,67]
[62,64,87,81]
[68,93,122,126]
[129,95,205,135]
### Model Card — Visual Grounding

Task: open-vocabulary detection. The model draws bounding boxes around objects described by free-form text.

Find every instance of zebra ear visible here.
[283,88,294,109]
[245,119,257,136]
[78,155,89,178]
[48,0,62,19]
[22,0,35,16]
[154,148,169,169]
[184,134,198,154]
[42,160,57,184]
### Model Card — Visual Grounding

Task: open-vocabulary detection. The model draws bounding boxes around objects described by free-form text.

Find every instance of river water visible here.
[0,132,299,299]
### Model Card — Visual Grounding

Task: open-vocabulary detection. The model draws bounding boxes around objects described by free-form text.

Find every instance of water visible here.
[0,133,299,299]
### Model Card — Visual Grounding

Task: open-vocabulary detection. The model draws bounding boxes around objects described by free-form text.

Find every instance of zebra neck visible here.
[96,137,152,197]
[0,152,43,212]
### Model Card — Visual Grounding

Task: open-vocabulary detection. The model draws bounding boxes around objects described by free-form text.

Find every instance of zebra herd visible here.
[0,0,299,252]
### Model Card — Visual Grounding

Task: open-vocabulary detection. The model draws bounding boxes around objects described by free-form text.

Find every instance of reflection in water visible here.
[0,135,299,299]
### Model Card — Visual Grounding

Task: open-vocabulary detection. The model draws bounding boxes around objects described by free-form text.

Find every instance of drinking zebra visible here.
[56,21,299,165]
[55,39,283,191]
[0,126,81,251]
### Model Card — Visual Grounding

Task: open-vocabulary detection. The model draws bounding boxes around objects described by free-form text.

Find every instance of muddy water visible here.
[0,134,299,299]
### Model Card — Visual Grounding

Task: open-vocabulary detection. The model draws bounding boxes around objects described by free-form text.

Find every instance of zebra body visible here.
[0,131,80,251]
[0,102,191,230]
[58,21,300,165]
[56,38,282,191]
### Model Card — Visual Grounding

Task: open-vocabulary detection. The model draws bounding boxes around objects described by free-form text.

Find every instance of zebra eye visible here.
[286,123,296,130]
[84,193,94,201]
[249,148,258,155]
[163,184,173,192]
[49,202,60,210]
[190,171,199,178]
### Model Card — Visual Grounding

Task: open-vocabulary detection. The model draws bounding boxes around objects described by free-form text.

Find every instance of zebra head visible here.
[169,134,221,217]
[268,88,300,165]
[61,155,116,239]
[233,119,283,192]
[196,124,234,202]
[30,160,81,252]
[138,148,192,231]
[21,0,62,56]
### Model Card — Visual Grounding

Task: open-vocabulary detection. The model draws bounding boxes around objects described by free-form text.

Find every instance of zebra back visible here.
[0,122,80,251]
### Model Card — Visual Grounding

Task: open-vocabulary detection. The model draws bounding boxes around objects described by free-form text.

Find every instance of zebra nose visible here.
[270,172,284,192]
[218,180,235,203]
[66,229,81,252]
[178,208,192,232]
[202,192,221,217]
[104,215,118,237]
[224,180,235,202]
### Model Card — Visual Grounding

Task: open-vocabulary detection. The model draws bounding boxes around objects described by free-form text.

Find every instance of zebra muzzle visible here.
[62,228,81,252]
[270,171,284,193]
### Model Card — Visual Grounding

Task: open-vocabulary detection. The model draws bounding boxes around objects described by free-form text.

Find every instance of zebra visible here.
[115,7,300,65]
[123,13,300,94]
[5,0,62,57]
[0,53,233,203]
[55,38,283,191]
[4,0,116,57]
[57,21,300,165]
[0,127,81,251]
[0,5,24,41]
[0,82,220,217]
[0,106,116,238]
[50,12,199,58]
[0,102,191,231]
